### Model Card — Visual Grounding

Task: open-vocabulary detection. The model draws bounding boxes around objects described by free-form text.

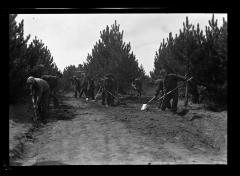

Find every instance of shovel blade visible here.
[141,104,148,111]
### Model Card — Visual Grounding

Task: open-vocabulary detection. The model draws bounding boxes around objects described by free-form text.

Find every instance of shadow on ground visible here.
[33,160,68,165]
[46,103,76,122]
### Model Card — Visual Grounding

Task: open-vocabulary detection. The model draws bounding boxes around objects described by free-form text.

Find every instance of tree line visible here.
[150,15,227,108]
[9,14,61,104]
[10,14,227,109]
[62,20,147,94]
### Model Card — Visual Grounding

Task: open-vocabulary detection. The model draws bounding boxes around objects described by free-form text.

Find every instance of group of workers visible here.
[71,73,117,107]
[26,68,191,122]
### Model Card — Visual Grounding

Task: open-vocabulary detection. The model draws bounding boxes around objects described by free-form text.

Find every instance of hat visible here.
[27,76,35,84]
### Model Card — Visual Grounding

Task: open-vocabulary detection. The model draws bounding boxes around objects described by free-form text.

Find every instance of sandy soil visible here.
[9,94,227,165]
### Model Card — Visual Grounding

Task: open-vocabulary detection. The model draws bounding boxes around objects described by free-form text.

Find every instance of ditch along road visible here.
[10,93,227,165]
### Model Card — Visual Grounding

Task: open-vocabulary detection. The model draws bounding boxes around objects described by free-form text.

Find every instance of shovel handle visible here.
[156,77,193,101]
[146,96,156,104]
[94,87,102,99]
[105,89,121,103]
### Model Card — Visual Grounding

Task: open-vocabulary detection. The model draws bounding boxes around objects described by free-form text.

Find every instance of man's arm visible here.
[32,95,37,108]
[155,81,163,97]
[168,73,186,82]
[131,82,137,90]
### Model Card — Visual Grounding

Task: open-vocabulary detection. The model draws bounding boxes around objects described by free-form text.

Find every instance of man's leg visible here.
[158,99,163,109]
[166,94,172,109]
[106,91,111,105]
[84,88,88,98]
[52,92,59,107]
[102,91,106,105]
[78,86,82,98]
[42,91,50,121]
[109,91,114,106]
[161,94,171,111]
[171,91,178,113]
[90,89,95,100]
[79,88,84,98]
[74,86,78,98]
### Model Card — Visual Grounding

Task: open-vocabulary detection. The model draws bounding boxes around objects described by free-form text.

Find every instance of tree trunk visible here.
[184,81,189,107]
[184,64,189,107]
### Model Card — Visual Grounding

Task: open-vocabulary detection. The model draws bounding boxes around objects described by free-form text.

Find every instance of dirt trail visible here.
[10,94,227,165]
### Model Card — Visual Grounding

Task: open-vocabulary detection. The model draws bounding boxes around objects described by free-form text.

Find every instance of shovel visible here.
[141,96,156,111]
[94,87,102,100]
[105,89,126,105]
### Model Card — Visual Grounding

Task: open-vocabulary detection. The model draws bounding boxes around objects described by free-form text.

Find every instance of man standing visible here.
[79,73,89,99]
[101,74,115,107]
[27,76,50,122]
[71,76,81,98]
[131,78,143,97]
[154,78,164,109]
[87,76,95,100]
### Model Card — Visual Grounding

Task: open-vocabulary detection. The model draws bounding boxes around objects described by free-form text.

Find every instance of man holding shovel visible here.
[160,70,188,113]
[101,74,115,107]
[141,70,191,113]
[71,76,81,98]
[27,76,50,122]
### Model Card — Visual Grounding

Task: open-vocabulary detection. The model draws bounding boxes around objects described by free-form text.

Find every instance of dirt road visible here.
[10,94,227,165]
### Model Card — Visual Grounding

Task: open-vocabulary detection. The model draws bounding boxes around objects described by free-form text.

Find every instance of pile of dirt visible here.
[181,110,227,154]
[103,103,227,158]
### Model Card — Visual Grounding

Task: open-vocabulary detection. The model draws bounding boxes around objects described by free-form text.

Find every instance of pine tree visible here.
[151,14,227,108]
[83,20,144,93]
[9,14,30,103]
[9,14,61,103]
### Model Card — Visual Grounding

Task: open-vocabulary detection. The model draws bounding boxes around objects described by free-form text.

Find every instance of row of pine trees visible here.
[150,15,227,107]
[9,14,227,108]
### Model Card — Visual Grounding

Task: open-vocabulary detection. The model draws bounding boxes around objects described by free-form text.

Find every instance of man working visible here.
[155,69,187,113]
[27,76,50,122]
[87,76,95,100]
[79,73,89,99]
[41,74,60,107]
[71,76,81,98]
[101,74,115,107]
[131,78,143,97]
[154,78,164,109]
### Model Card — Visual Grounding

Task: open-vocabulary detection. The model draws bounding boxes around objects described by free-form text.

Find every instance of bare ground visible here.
[9,93,227,165]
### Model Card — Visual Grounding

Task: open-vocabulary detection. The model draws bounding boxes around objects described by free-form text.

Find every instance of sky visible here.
[16,13,227,76]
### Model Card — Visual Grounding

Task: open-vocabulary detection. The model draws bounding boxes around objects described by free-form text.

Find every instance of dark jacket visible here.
[163,74,186,92]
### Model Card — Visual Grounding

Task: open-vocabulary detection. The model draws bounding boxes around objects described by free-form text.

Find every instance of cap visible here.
[27,76,35,83]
